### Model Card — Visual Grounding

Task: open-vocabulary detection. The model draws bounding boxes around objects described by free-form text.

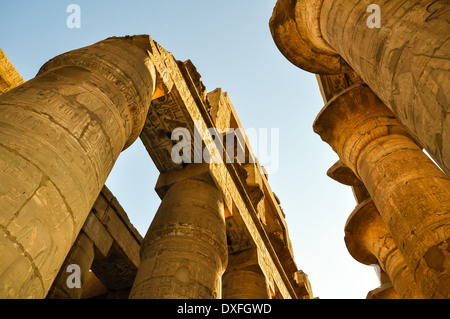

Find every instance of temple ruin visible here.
[0,35,312,299]
[0,0,449,299]
[270,0,450,299]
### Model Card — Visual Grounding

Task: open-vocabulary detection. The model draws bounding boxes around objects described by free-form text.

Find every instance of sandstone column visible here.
[129,164,228,299]
[328,161,422,298]
[46,232,95,299]
[314,83,450,299]
[345,198,423,299]
[222,249,270,299]
[367,267,399,299]
[320,0,450,175]
[0,35,157,298]
[271,0,450,175]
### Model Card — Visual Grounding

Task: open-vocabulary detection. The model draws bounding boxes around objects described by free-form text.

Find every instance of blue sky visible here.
[0,0,380,298]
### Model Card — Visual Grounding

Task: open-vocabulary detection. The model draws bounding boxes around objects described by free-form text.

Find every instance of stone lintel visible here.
[138,41,300,298]
[366,282,400,300]
[0,49,25,95]
[294,270,313,299]
[49,186,143,297]
[82,212,113,258]
[327,160,370,204]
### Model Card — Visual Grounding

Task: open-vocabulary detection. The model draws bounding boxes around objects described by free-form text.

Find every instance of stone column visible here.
[46,232,95,299]
[313,83,450,299]
[0,35,157,298]
[222,249,270,299]
[129,164,228,299]
[345,198,423,299]
[328,161,421,298]
[223,269,269,299]
[271,0,450,175]
[367,266,399,299]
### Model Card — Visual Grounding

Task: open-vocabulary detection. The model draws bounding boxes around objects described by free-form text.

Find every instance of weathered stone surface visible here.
[367,282,400,300]
[46,232,94,299]
[0,49,24,95]
[269,0,350,74]
[138,42,302,298]
[129,165,228,299]
[0,36,157,298]
[46,186,143,299]
[345,198,423,298]
[314,83,450,298]
[222,248,270,299]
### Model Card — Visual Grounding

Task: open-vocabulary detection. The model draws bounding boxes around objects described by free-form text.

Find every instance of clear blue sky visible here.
[0,0,380,299]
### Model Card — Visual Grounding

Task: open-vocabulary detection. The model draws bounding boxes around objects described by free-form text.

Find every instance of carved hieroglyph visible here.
[0,36,157,298]
[0,35,311,299]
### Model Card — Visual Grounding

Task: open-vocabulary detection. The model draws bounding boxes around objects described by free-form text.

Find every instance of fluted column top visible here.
[313,84,412,175]
[269,0,349,74]
[344,198,381,266]
[327,160,361,187]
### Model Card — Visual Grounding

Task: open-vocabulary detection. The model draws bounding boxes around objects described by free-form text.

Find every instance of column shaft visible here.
[129,175,228,299]
[0,36,156,298]
[222,249,270,299]
[222,269,269,299]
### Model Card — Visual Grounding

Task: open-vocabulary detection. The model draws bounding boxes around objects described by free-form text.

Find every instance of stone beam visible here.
[269,0,350,74]
[47,186,143,298]
[345,198,423,298]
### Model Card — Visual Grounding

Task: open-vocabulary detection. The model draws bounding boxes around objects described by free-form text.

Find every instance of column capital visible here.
[269,0,350,74]
[344,198,381,266]
[313,84,411,175]
[155,163,216,199]
[327,160,361,187]
[0,49,25,95]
